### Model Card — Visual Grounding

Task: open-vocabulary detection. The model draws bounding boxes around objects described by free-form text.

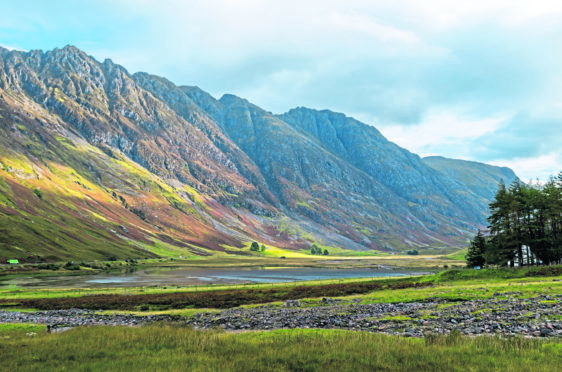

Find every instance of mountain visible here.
[422,156,518,205]
[0,45,518,261]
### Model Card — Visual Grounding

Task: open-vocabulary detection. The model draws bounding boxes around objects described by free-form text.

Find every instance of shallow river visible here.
[0,267,424,289]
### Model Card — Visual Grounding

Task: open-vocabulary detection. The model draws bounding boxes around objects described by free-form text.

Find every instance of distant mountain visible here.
[422,156,519,206]
[0,45,519,261]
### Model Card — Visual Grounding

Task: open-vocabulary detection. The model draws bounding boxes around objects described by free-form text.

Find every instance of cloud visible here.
[488,152,562,183]
[0,43,25,51]
[379,108,507,157]
[327,13,422,44]
[474,113,562,161]
[379,109,562,181]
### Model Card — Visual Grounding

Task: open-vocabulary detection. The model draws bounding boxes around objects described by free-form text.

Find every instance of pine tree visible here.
[466,230,486,268]
[487,181,516,266]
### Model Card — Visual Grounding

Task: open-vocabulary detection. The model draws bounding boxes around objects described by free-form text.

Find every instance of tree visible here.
[311,244,321,255]
[487,181,517,266]
[466,231,486,268]
[32,188,42,199]
[260,245,266,252]
[250,242,260,252]
[323,249,329,256]
[483,173,562,267]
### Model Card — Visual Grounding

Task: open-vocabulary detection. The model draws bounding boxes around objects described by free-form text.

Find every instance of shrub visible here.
[63,262,81,271]
[37,263,60,271]
[250,242,260,252]
[311,244,322,255]
[32,188,42,199]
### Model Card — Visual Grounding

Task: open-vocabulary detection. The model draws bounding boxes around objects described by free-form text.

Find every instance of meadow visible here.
[0,324,560,371]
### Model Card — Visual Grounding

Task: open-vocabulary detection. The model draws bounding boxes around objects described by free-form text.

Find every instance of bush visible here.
[63,262,81,271]
[37,263,60,271]
[250,242,260,252]
[32,188,42,199]
[311,244,323,255]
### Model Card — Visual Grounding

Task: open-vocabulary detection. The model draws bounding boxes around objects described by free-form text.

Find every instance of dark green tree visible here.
[484,173,562,267]
[487,181,517,266]
[311,244,321,255]
[250,242,260,252]
[466,231,486,268]
[323,249,329,256]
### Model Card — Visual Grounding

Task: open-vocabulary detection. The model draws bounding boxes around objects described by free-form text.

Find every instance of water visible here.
[0,267,423,289]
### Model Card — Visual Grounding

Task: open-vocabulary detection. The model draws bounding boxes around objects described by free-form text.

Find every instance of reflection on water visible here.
[0,267,424,289]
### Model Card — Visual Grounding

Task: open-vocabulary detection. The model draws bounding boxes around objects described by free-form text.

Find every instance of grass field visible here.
[0,324,560,371]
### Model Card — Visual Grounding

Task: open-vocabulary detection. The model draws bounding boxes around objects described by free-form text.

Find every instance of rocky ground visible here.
[1,293,560,338]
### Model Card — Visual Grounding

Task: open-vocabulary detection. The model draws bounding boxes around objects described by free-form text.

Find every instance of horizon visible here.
[2,1,561,181]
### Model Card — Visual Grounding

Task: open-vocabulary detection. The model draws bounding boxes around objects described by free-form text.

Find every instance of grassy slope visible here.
[0,325,560,371]
[0,110,248,261]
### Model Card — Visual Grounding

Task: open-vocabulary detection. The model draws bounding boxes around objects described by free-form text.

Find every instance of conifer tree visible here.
[466,230,486,268]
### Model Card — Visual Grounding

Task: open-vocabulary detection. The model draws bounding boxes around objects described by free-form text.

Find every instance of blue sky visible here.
[2,0,561,181]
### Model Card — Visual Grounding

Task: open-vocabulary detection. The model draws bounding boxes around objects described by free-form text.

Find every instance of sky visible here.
[1,0,561,182]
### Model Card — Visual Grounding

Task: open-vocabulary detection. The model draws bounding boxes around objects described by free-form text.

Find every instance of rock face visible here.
[0,45,519,260]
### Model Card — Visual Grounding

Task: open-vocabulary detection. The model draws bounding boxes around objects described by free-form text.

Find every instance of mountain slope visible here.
[422,156,519,203]
[0,45,518,261]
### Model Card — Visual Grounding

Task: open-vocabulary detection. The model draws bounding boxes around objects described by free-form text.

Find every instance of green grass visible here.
[0,326,559,371]
[442,248,467,261]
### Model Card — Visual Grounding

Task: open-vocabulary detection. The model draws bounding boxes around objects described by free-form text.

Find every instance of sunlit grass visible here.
[0,325,560,371]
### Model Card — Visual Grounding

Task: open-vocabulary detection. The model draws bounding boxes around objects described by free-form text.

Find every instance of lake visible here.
[0,267,425,289]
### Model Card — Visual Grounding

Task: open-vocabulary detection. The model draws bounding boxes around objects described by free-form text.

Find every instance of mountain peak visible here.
[219,93,249,105]
[62,44,81,53]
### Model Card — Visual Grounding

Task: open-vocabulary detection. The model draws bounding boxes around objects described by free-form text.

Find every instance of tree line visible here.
[467,172,562,268]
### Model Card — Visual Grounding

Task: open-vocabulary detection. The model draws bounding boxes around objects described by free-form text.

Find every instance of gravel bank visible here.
[1,294,560,338]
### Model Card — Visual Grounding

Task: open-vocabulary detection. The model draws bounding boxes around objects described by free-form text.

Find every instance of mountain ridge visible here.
[0,45,518,261]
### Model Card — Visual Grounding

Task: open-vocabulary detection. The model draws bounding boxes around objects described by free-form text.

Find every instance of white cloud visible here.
[488,152,562,183]
[380,109,507,157]
[327,13,421,44]
[0,43,25,51]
